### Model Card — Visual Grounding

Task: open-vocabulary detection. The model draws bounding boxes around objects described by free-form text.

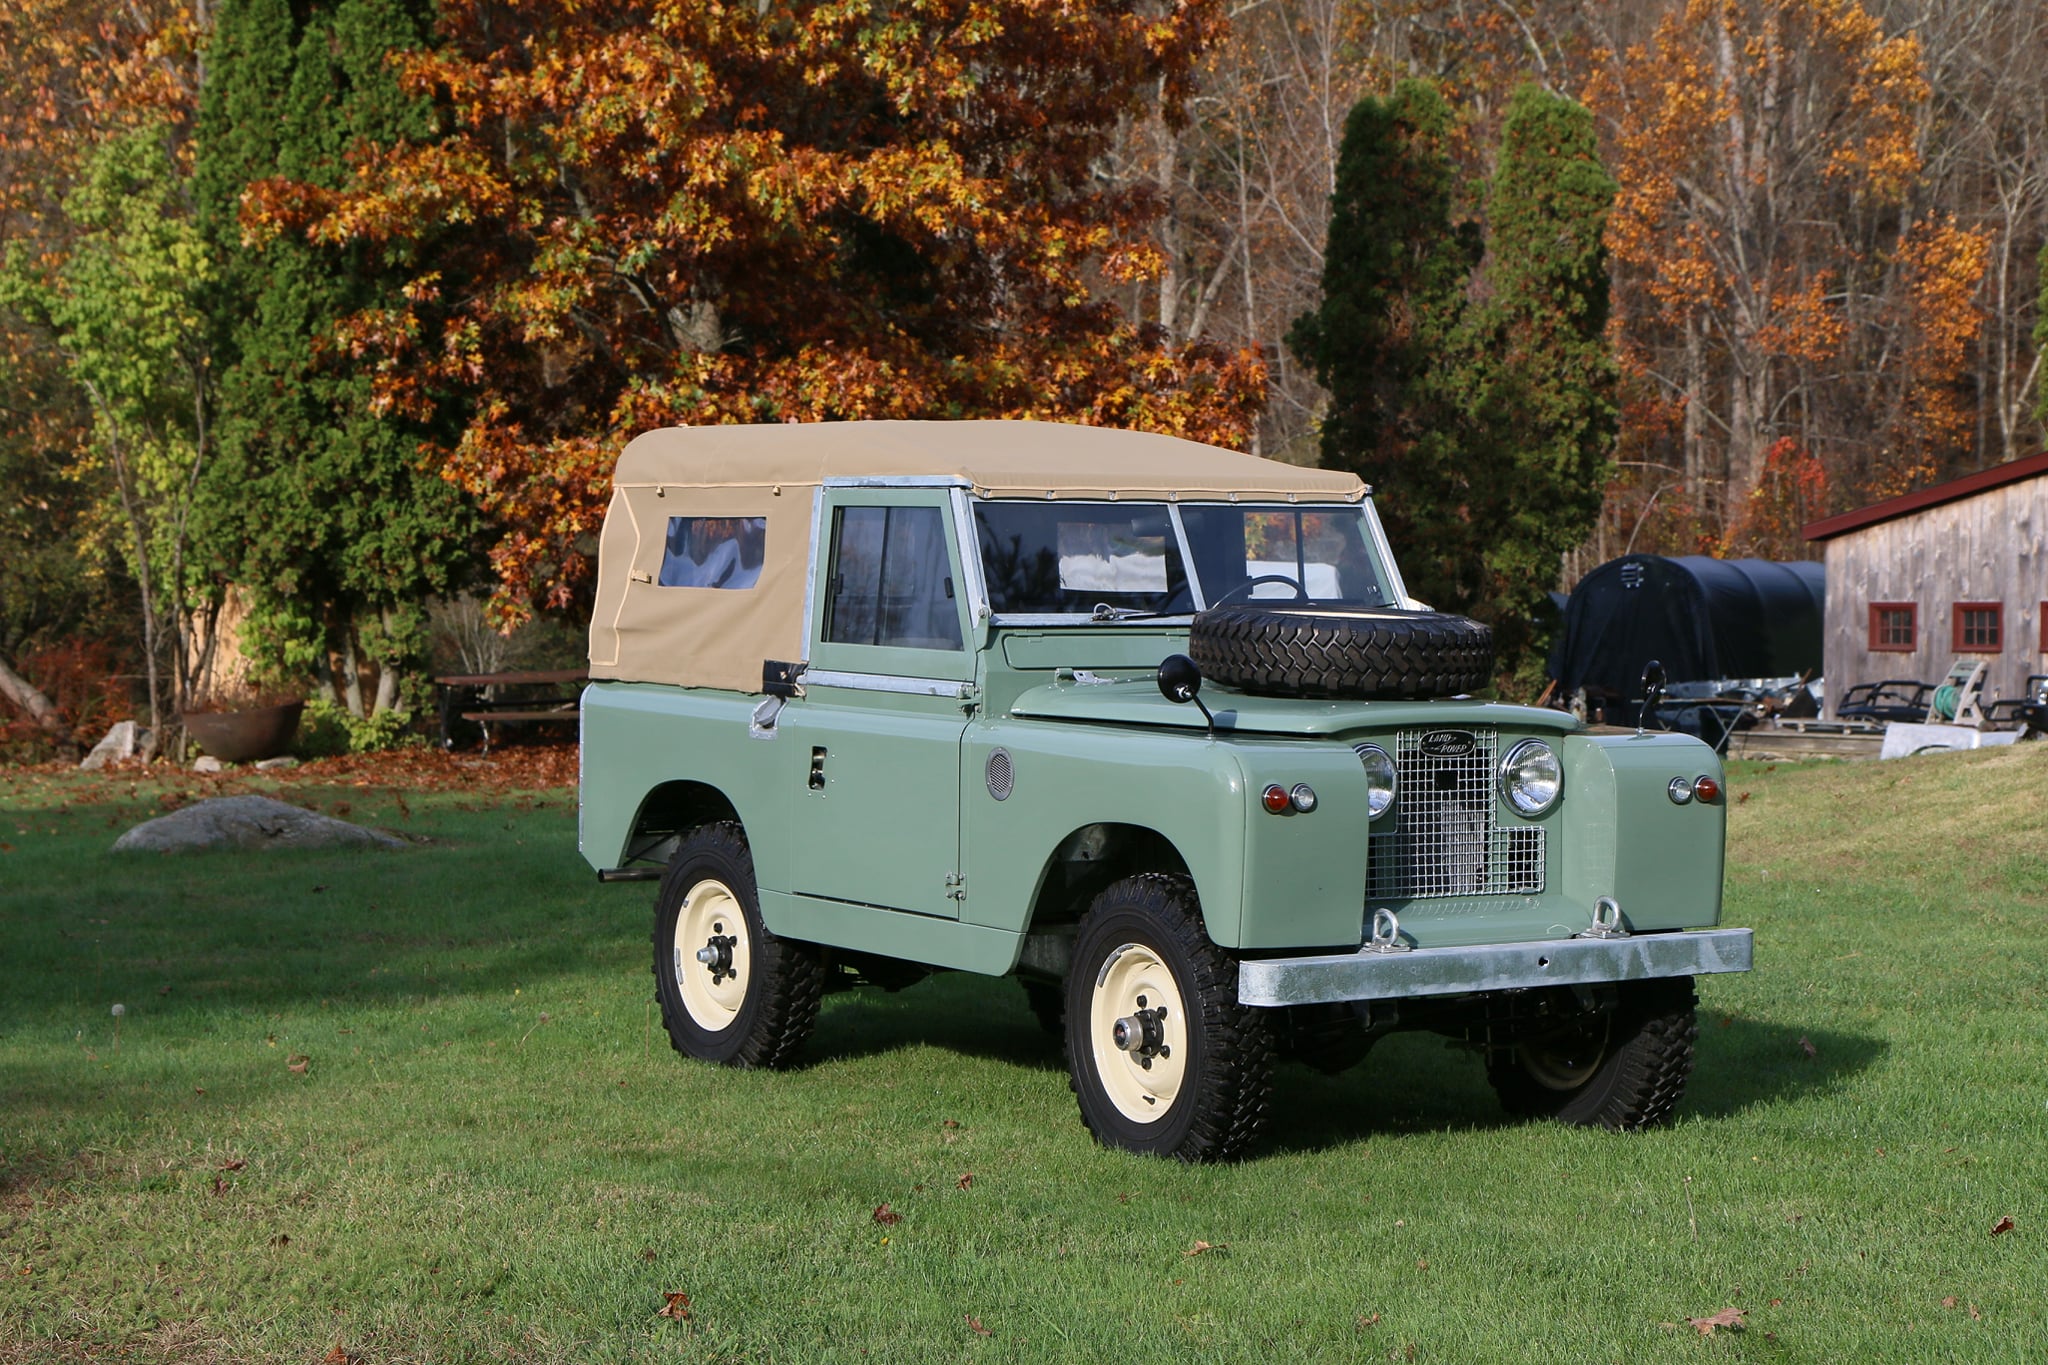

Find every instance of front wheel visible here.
[653,822,822,1069]
[1486,977,1698,1130]
[1065,875,1273,1161]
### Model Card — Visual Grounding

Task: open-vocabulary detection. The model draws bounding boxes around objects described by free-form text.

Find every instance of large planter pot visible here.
[182,701,304,763]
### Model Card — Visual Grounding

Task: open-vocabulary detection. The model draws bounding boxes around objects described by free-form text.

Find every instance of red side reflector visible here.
[1261,784,1291,814]
[1693,776,1721,803]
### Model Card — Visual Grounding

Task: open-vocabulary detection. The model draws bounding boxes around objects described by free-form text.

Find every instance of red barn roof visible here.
[1803,450,2048,543]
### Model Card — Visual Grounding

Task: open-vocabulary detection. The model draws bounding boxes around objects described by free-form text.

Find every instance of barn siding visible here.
[1823,474,2047,717]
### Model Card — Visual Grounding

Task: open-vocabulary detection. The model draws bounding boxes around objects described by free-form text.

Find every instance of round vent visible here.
[985,748,1014,801]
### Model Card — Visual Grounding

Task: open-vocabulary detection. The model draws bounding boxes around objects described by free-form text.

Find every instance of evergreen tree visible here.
[1470,84,1618,660]
[194,0,477,715]
[1285,81,1486,619]
[1289,80,1618,674]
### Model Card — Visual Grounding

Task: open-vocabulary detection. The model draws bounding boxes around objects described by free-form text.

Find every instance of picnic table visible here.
[434,667,587,752]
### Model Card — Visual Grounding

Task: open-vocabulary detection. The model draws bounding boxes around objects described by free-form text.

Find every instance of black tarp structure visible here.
[1550,555,1825,699]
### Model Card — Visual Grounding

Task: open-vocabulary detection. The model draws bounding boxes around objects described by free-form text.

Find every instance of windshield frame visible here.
[971,497,1412,626]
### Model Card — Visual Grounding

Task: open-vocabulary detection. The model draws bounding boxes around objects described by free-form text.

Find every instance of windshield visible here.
[973,501,1395,615]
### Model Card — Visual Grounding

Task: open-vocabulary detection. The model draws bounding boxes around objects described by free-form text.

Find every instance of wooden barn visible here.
[1803,451,2048,719]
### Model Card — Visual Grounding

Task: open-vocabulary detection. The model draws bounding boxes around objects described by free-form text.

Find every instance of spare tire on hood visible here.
[1188,604,1494,700]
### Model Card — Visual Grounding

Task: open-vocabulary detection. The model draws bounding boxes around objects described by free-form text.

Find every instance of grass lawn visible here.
[3,745,2045,1363]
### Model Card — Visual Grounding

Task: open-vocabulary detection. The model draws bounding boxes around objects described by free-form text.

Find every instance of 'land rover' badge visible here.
[1418,730,1476,759]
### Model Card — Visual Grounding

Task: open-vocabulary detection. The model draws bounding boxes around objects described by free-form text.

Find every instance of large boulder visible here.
[112,795,407,854]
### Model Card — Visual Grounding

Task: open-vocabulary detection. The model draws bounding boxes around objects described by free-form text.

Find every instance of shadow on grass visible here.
[808,982,1887,1154]
[806,975,1067,1073]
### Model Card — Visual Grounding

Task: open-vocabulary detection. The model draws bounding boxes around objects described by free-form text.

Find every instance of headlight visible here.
[1352,743,1397,820]
[1498,738,1562,817]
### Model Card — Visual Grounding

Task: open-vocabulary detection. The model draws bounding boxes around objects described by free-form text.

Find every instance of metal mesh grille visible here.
[985,748,1014,801]
[1366,729,1545,900]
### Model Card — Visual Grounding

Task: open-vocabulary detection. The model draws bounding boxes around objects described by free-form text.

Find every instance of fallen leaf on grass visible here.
[218,1159,246,1172]
[1686,1307,1745,1336]
[957,1173,973,1190]
[269,1234,289,1247]
[287,1054,310,1074]
[964,1315,992,1338]
[641,1248,657,1263]
[1737,792,1751,804]
[657,1292,692,1321]
[942,1119,960,1129]
[1971,1303,1982,1320]
[1355,1313,1381,1331]
[323,1346,351,1364]
[1798,1037,1817,1058]
[1990,1216,2014,1236]
[1184,1240,1226,1256]
[210,1175,228,1197]
[1942,1296,1958,1308]
[872,1203,902,1226]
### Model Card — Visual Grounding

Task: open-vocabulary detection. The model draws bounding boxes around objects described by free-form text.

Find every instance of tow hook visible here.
[1111,1004,1170,1069]
[695,934,738,984]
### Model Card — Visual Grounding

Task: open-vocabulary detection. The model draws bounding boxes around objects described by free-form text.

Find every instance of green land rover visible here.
[578,420,1750,1160]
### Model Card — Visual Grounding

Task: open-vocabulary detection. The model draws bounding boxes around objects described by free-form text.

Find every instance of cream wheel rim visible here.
[1519,1016,1610,1091]
[673,878,750,1030]
[1088,942,1189,1124]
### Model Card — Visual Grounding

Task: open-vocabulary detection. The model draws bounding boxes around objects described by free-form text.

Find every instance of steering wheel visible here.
[1207,574,1309,609]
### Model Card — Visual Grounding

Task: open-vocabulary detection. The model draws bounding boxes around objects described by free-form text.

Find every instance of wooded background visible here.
[3,0,2044,750]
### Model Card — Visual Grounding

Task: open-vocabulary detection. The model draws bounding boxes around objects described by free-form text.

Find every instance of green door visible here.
[781,491,974,920]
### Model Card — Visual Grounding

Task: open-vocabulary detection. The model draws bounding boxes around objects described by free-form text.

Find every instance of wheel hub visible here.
[1089,947,1189,1122]
[695,934,738,985]
[672,879,749,1030]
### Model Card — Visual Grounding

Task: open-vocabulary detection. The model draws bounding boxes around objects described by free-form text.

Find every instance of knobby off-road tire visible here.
[652,822,823,1069]
[1064,875,1274,1161]
[1188,604,1494,700]
[1487,977,1699,1131]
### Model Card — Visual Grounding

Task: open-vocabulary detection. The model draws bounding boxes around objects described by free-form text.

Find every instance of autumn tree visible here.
[193,0,479,715]
[1591,0,1983,549]
[249,0,1262,625]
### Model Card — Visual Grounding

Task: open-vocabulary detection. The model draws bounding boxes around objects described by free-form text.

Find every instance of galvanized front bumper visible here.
[1236,928,1753,1008]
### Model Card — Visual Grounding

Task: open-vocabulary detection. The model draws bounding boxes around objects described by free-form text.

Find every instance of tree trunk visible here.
[0,653,75,751]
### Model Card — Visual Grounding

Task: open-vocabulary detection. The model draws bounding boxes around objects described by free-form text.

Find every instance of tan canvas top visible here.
[590,420,1367,691]
[612,419,1366,501]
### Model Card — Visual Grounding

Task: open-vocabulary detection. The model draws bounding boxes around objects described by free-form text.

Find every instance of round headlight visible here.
[1499,739,1562,817]
[1352,743,1397,820]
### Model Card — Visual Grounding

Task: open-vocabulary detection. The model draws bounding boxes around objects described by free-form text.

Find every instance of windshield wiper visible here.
[1090,602,1193,622]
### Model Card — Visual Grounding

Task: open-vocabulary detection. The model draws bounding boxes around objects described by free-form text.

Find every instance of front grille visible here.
[1365,728,1546,900]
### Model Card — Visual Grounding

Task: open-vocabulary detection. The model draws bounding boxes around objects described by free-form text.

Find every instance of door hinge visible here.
[944,872,966,901]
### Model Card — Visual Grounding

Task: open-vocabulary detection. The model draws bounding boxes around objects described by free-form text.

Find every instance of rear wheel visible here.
[1065,875,1273,1161]
[653,822,822,1069]
[1487,977,1698,1130]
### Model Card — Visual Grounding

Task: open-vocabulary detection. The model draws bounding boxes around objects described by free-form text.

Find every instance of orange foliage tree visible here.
[1587,0,1987,552]
[252,0,1265,623]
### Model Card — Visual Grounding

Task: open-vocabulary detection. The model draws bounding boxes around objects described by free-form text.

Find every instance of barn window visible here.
[1953,602,2002,653]
[1868,603,1916,652]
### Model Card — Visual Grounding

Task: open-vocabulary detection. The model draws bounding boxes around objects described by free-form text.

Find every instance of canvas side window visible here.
[658,517,765,589]
[823,505,963,651]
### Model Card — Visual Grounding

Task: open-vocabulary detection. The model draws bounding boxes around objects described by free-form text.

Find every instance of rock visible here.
[112,795,407,854]
[253,755,299,771]
[192,755,225,774]
[80,720,140,771]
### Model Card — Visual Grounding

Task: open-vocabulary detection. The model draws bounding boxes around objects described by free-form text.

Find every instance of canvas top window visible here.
[659,516,765,588]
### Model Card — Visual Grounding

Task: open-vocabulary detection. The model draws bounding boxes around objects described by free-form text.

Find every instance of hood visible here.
[1007,678,1582,738]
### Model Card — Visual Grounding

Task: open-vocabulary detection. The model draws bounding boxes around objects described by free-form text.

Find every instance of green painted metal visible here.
[579,484,1730,981]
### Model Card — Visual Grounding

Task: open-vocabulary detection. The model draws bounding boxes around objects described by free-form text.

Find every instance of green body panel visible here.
[578,480,1728,977]
[1559,731,1726,931]
[581,672,1727,964]
[778,684,968,919]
